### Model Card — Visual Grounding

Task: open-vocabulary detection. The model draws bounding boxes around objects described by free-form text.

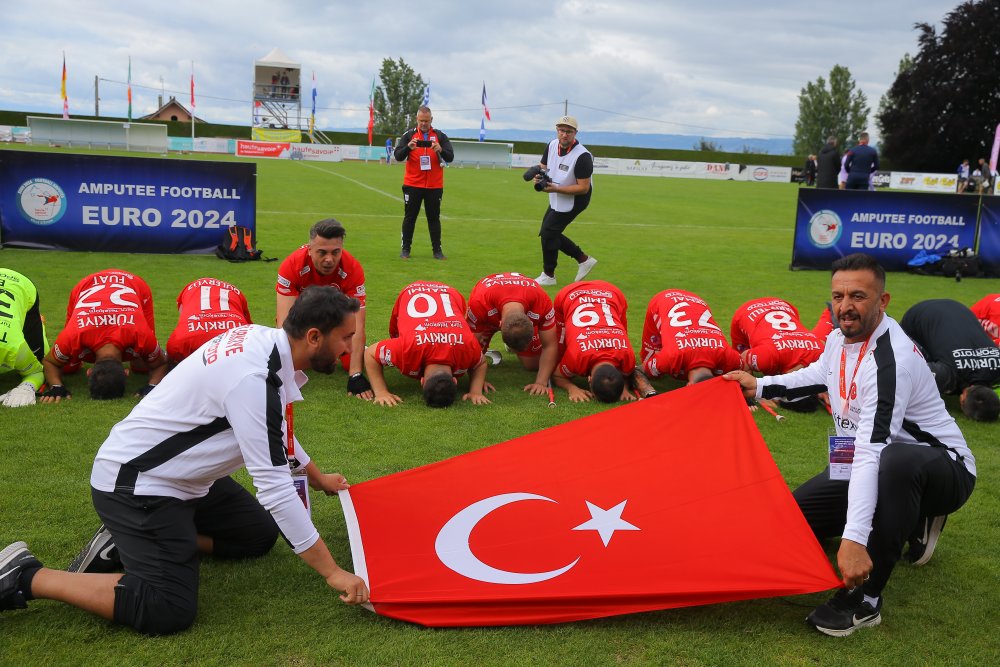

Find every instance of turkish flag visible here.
[340,378,839,627]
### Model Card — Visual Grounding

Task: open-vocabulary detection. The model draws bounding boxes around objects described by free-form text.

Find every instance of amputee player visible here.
[0,268,49,408]
[0,287,369,634]
[552,280,652,403]
[166,277,252,364]
[731,296,826,412]
[640,289,741,385]
[365,281,489,408]
[970,293,1000,346]
[900,299,1000,422]
[275,218,373,399]
[466,272,558,397]
[40,268,167,402]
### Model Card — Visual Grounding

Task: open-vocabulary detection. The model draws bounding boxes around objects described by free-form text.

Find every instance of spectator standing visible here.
[816,137,840,189]
[844,133,879,190]
[393,106,454,260]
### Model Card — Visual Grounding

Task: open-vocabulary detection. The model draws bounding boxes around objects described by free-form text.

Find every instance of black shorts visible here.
[92,476,278,635]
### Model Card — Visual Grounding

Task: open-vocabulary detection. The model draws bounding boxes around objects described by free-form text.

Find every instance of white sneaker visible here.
[535,273,556,286]
[574,257,598,282]
[485,350,503,366]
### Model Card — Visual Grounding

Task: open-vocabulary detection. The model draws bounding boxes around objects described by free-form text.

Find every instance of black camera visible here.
[415,139,433,148]
[523,165,552,192]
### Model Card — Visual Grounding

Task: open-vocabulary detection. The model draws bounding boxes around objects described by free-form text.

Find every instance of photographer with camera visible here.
[393,106,454,260]
[528,116,597,286]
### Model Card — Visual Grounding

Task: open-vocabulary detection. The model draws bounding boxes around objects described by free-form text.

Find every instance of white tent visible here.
[253,48,301,100]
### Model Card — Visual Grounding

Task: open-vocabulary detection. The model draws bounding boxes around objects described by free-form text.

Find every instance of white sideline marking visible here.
[297,162,403,203]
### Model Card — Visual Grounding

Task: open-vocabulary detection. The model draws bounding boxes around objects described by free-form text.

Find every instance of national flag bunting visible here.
[481,82,491,121]
[309,71,317,139]
[190,63,196,111]
[422,83,430,107]
[60,52,69,119]
[340,379,841,627]
[127,56,132,122]
[367,76,376,146]
[479,117,486,143]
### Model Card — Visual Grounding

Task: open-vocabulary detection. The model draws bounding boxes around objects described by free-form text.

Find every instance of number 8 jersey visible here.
[52,269,162,366]
[554,280,636,378]
[729,297,823,375]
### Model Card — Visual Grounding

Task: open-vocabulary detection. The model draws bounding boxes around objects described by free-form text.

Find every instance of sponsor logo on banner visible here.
[809,210,843,248]
[752,167,769,181]
[236,141,290,158]
[16,178,67,225]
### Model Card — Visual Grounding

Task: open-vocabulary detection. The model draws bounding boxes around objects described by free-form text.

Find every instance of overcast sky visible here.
[1,1,960,139]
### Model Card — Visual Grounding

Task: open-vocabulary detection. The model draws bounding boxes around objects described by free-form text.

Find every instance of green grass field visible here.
[1,146,998,666]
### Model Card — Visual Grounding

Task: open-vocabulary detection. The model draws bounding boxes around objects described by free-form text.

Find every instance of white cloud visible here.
[0,0,958,139]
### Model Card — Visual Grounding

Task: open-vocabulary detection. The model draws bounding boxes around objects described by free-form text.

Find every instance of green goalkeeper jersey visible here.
[0,268,49,390]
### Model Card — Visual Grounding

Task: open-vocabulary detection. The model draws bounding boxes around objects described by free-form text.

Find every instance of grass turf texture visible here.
[1,146,998,666]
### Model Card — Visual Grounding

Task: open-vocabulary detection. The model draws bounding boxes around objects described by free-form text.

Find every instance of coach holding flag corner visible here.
[1,287,369,634]
[724,253,975,637]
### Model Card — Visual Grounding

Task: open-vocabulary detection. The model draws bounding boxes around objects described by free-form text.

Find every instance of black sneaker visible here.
[400,249,411,259]
[906,515,947,566]
[807,588,882,637]
[1,541,43,611]
[67,524,121,573]
[433,250,447,260]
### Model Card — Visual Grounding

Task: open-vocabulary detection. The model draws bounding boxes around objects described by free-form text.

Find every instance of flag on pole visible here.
[127,56,132,122]
[190,61,196,140]
[481,82,491,121]
[479,117,486,143]
[340,379,841,627]
[60,52,69,119]
[422,83,430,107]
[990,122,1000,175]
[309,71,317,140]
[367,76,376,146]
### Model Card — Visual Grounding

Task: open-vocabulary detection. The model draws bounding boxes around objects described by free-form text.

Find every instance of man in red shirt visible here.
[166,277,252,364]
[970,294,1000,345]
[730,297,825,413]
[40,269,167,401]
[365,281,488,408]
[641,289,741,385]
[466,272,558,397]
[553,280,651,403]
[276,219,372,399]
[392,106,454,260]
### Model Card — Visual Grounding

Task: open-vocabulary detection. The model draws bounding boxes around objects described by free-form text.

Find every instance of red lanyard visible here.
[839,336,871,415]
[285,403,295,457]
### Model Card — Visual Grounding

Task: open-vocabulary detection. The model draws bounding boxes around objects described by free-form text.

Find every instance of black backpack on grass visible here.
[216,226,263,262]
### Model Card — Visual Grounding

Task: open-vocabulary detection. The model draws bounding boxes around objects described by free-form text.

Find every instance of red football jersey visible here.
[641,289,741,379]
[166,277,253,363]
[53,269,161,365]
[554,280,635,378]
[375,282,482,377]
[970,294,1000,346]
[730,297,823,375]
[466,272,555,356]
[275,245,367,307]
[811,302,836,341]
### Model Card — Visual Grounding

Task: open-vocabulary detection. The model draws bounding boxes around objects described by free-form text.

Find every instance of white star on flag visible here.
[572,500,640,547]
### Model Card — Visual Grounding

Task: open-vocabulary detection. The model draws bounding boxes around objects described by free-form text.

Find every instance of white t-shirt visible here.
[91,325,319,553]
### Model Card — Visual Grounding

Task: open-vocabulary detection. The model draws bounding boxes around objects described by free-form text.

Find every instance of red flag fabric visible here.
[367,101,374,146]
[340,378,840,627]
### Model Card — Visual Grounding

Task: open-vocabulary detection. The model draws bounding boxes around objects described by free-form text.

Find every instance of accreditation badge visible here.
[292,474,312,516]
[419,154,432,171]
[828,433,855,481]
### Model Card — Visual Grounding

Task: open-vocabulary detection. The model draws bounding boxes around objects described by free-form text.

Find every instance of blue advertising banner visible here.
[792,189,979,271]
[977,198,1000,275]
[0,150,255,254]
